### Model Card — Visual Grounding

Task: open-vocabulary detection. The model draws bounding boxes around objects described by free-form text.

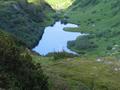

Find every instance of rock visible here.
[104,61,113,65]
[114,68,119,71]
[12,4,21,11]
[92,24,96,27]
[96,58,102,62]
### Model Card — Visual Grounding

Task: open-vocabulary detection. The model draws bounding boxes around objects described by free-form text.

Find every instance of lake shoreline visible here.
[33,21,82,55]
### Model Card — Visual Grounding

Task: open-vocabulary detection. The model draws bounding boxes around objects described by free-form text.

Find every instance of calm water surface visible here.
[33,21,83,55]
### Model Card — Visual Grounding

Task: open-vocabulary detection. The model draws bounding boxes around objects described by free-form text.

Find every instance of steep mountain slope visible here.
[63,0,120,56]
[0,0,54,48]
[0,30,48,90]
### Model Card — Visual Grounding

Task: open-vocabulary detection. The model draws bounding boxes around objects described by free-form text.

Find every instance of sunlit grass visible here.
[45,0,75,10]
[27,0,75,10]
[27,0,44,4]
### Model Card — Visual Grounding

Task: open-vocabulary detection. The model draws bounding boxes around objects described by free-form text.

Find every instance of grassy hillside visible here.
[63,0,120,56]
[33,55,120,90]
[1,0,120,90]
[0,0,54,48]
[31,1,120,89]
[45,0,74,10]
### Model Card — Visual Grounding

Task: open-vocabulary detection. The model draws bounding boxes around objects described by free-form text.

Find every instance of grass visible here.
[45,0,75,10]
[30,1,120,89]
[62,0,120,56]
[1,0,120,89]
[32,55,120,90]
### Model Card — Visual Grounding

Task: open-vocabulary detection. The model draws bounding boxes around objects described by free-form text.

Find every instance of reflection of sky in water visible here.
[33,21,82,55]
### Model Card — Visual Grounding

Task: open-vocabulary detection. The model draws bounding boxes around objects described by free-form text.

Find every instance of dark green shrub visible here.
[0,0,53,48]
[106,45,113,50]
[74,36,97,50]
[46,51,77,60]
[0,31,48,90]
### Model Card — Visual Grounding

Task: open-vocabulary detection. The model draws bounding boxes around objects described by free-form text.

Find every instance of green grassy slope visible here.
[30,1,120,89]
[45,0,74,10]
[0,0,54,48]
[33,55,120,90]
[63,0,120,56]
[1,0,120,90]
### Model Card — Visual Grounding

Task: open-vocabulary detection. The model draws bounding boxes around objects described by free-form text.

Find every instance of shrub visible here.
[74,36,97,50]
[46,51,77,60]
[0,31,48,90]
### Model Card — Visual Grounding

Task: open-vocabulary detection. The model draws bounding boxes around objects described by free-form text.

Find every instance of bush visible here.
[46,51,77,60]
[0,0,52,48]
[69,36,97,50]
[106,45,113,50]
[0,31,48,90]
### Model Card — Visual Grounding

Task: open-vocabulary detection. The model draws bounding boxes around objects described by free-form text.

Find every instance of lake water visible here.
[33,21,83,55]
